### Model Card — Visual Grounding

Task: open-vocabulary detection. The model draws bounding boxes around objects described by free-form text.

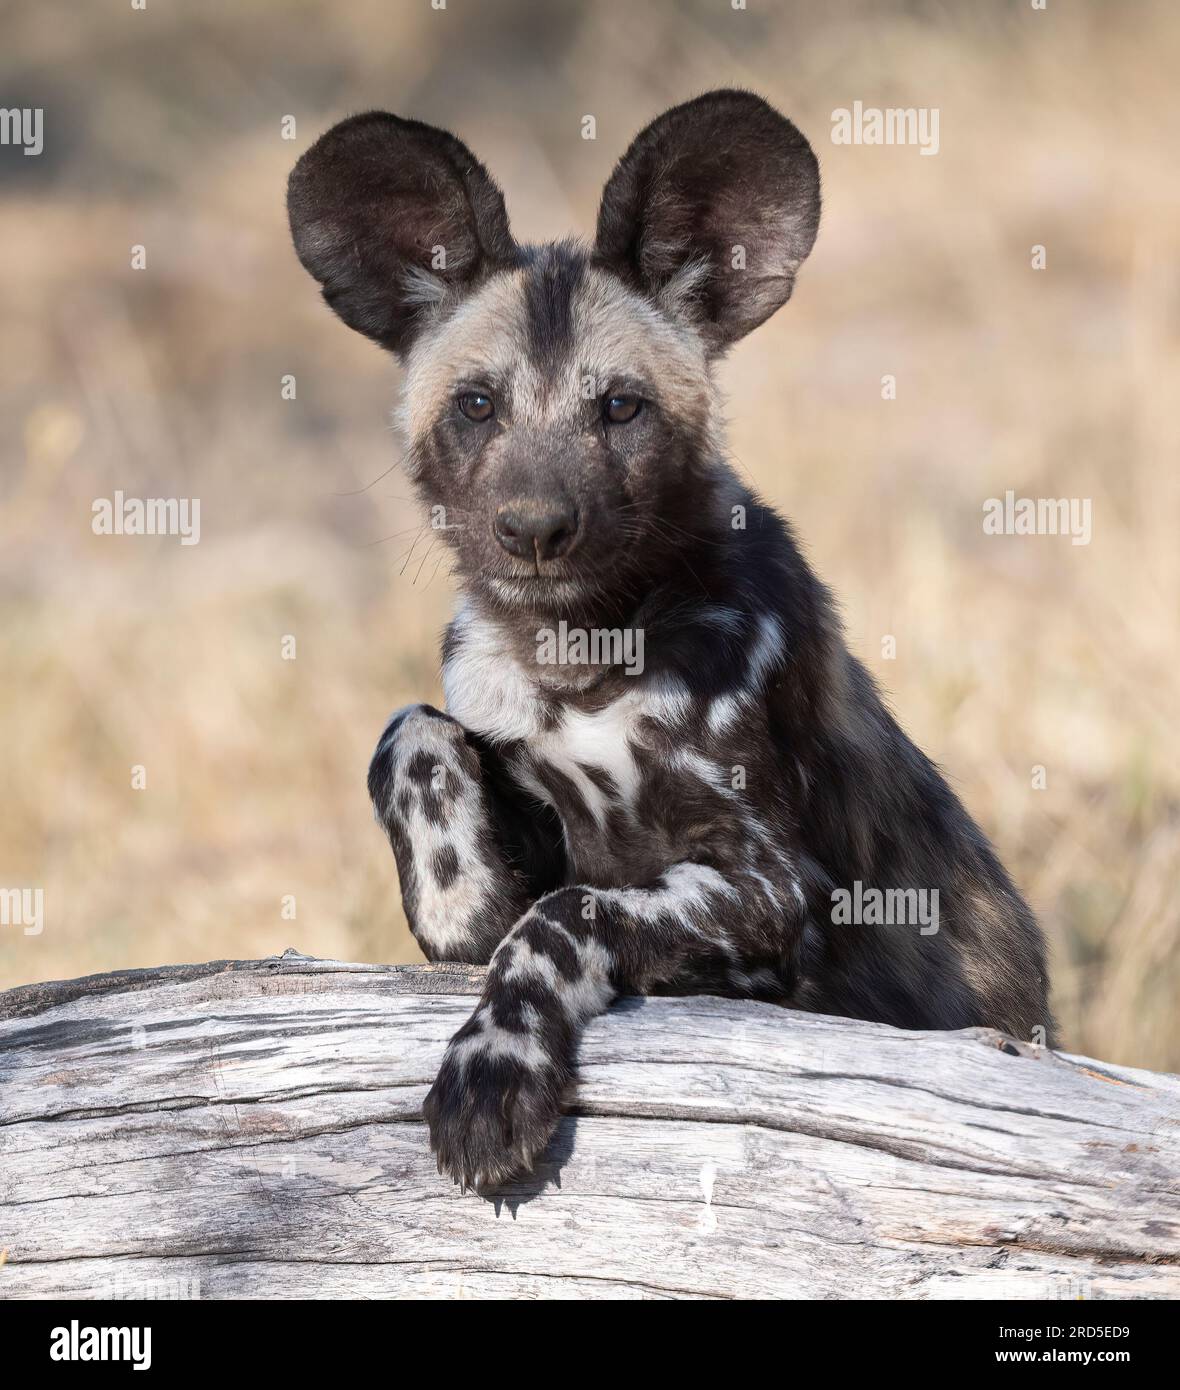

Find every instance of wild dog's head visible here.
[288,90,819,619]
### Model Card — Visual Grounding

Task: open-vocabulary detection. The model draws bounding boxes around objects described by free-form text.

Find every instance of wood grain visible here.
[2,949,1178,1300]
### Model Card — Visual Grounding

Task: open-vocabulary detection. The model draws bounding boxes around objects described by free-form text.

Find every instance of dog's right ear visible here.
[287,112,518,357]
[595,90,820,353]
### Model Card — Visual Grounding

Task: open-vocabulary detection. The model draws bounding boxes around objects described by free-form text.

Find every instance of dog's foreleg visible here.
[367,704,552,963]
[424,859,802,1188]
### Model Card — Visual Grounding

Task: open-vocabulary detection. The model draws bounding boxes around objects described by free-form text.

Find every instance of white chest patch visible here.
[442,605,692,828]
[528,699,645,826]
[442,607,544,743]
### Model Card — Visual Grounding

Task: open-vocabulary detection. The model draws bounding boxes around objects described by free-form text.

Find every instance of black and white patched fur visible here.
[288,90,1055,1189]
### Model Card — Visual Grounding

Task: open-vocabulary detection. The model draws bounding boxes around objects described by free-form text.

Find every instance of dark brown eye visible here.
[457,392,494,422]
[604,394,642,425]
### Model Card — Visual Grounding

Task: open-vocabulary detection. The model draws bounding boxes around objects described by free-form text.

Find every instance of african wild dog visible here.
[288,90,1055,1189]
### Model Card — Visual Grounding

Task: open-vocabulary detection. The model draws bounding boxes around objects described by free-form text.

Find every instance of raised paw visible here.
[423,1018,570,1190]
[367,703,476,818]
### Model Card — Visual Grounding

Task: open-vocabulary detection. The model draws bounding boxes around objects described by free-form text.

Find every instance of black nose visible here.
[493,501,580,561]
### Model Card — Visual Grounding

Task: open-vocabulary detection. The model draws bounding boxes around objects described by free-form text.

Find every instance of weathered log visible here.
[1,950,1177,1300]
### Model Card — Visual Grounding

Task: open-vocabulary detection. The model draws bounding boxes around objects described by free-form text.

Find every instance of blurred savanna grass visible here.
[1,0,1177,1068]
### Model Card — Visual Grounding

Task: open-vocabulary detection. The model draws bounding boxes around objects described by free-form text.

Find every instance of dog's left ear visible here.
[287,112,517,357]
[595,90,820,352]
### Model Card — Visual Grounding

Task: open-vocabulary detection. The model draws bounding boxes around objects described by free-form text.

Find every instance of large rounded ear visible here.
[595,90,820,352]
[287,112,518,357]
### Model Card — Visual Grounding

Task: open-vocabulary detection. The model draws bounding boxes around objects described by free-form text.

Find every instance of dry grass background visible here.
[1,0,1177,1069]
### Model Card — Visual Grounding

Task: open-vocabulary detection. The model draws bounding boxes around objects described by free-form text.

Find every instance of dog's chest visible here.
[508,696,685,884]
[448,656,648,819]
[443,630,707,878]
[516,698,644,817]
[440,609,773,884]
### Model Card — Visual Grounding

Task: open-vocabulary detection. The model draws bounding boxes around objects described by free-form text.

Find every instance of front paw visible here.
[367,704,476,817]
[423,1022,568,1190]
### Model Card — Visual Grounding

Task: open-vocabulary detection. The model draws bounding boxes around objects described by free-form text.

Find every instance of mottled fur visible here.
[290,90,1055,1189]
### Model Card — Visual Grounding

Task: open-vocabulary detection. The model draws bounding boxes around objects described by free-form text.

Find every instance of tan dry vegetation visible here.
[1,0,1177,1067]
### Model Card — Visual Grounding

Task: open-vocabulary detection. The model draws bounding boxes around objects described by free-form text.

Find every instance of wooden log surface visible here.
[1,950,1178,1300]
